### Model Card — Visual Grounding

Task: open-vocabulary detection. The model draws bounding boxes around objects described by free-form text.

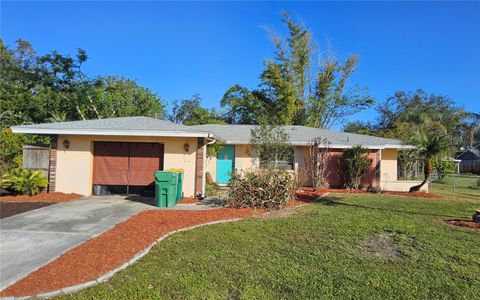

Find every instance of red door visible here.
[93,142,164,186]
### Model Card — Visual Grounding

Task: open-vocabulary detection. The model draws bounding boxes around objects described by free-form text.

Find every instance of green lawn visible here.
[64,176,480,299]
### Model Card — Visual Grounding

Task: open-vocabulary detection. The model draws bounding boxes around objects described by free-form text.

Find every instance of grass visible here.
[63,175,480,299]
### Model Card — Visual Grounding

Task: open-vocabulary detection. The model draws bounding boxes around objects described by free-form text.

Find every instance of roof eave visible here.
[221,140,413,150]
[11,127,213,138]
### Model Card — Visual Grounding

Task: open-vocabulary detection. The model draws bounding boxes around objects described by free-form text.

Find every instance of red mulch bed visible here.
[297,188,444,199]
[0,192,83,203]
[384,191,444,199]
[0,199,313,298]
[179,197,199,204]
[445,220,480,229]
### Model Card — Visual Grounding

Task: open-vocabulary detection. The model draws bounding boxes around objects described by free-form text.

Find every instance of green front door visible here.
[216,145,234,184]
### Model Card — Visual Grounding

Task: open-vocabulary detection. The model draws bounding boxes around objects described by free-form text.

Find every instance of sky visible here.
[1,1,479,130]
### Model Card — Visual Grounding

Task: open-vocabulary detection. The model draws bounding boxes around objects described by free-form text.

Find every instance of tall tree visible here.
[0,38,166,125]
[409,131,449,192]
[169,94,224,126]
[221,12,373,127]
[345,89,470,151]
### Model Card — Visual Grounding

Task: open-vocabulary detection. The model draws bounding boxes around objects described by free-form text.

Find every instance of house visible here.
[455,147,480,174]
[11,116,425,198]
[193,124,425,192]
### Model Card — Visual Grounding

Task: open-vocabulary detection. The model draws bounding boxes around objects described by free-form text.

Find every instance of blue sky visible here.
[1,1,479,129]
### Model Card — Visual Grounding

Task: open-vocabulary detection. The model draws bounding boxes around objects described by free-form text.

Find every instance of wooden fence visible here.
[22,145,50,178]
[459,162,480,174]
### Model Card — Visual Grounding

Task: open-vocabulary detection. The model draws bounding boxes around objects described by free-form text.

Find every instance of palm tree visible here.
[409,131,449,192]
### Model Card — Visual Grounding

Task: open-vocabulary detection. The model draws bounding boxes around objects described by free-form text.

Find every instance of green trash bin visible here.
[166,169,184,202]
[154,171,178,208]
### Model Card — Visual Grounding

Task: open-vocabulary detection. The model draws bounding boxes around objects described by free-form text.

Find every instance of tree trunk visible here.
[410,161,432,192]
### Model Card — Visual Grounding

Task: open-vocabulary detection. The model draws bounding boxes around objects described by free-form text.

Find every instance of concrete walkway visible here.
[0,198,153,291]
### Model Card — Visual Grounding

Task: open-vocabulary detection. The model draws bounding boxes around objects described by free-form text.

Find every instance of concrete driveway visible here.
[0,197,153,291]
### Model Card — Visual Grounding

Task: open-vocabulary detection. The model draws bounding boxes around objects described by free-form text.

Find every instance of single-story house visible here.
[11,116,425,198]
[455,147,480,174]
[193,124,424,192]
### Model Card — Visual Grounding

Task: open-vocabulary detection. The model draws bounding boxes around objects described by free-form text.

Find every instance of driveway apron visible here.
[0,198,151,291]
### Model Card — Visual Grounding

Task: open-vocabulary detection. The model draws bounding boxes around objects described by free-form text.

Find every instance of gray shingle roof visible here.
[192,124,411,149]
[11,117,411,149]
[12,117,212,137]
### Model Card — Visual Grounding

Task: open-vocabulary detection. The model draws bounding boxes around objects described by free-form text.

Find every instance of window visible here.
[259,147,294,170]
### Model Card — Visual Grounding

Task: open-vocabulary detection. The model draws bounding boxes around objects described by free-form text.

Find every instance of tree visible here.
[409,131,449,192]
[249,122,293,169]
[221,12,373,127]
[305,137,331,190]
[0,39,167,175]
[220,85,270,124]
[463,112,480,148]
[340,146,372,190]
[343,120,377,136]
[93,76,165,119]
[0,39,166,124]
[376,90,466,149]
[169,94,224,126]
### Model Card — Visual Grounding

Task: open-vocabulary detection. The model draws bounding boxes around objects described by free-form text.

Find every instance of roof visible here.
[191,124,413,149]
[11,117,213,138]
[455,148,480,160]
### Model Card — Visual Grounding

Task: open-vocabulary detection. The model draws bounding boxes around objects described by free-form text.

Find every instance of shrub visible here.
[340,146,372,189]
[367,186,383,194]
[305,137,331,190]
[471,178,480,189]
[0,169,48,196]
[225,168,297,210]
[431,157,456,180]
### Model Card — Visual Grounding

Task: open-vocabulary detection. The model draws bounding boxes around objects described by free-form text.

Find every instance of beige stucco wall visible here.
[234,144,258,172]
[55,135,198,197]
[379,148,428,192]
[205,155,217,182]
[380,148,398,182]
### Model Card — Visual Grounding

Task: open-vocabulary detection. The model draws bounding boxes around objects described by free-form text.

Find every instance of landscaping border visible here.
[1,218,244,300]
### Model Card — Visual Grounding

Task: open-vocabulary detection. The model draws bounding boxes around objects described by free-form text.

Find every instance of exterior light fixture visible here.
[62,139,70,149]
[183,143,190,153]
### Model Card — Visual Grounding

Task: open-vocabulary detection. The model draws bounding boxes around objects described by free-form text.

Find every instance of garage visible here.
[92,142,164,194]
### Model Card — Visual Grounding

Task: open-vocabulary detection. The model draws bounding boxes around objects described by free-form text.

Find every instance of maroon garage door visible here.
[93,142,164,187]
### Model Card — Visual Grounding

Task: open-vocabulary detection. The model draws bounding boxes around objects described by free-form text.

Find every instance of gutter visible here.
[11,127,214,138]
[220,140,414,150]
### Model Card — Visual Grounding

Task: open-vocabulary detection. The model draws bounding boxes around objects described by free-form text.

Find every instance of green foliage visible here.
[62,180,480,300]
[169,94,224,126]
[249,122,293,169]
[227,122,297,210]
[343,120,377,136]
[0,39,166,127]
[431,157,457,180]
[345,89,471,151]
[471,178,480,189]
[0,128,24,174]
[0,168,48,195]
[220,85,269,124]
[305,137,331,190]
[206,140,223,157]
[205,182,220,197]
[221,12,373,127]
[409,131,450,191]
[226,168,297,210]
[340,146,372,189]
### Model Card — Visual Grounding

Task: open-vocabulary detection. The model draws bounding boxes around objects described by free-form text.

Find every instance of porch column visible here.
[48,135,58,193]
[195,137,205,197]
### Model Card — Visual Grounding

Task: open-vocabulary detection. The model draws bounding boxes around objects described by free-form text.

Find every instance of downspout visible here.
[202,137,217,198]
